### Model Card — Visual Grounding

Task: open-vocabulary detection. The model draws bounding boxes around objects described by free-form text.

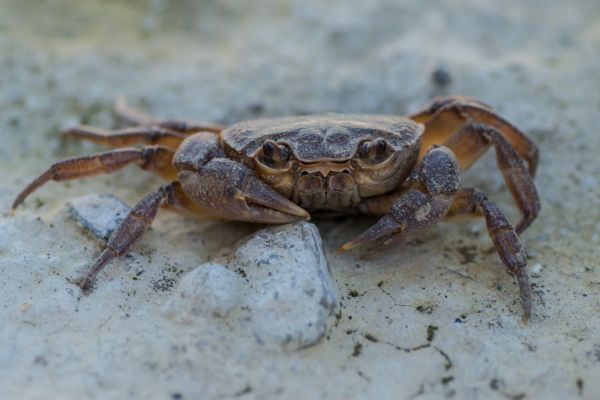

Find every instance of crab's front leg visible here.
[341,145,461,251]
[410,96,540,235]
[447,188,532,319]
[79,133,309,293]
[341,145,532,319]
[79,182,182,293]
[173,133,310,224]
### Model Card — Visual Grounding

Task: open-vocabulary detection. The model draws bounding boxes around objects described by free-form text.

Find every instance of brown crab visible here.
[12,96,540,318]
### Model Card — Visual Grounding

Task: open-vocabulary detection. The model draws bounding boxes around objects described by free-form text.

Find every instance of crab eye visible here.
[359,138,392,165]
[259,140,291,169]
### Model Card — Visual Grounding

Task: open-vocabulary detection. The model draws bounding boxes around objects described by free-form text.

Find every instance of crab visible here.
[12,96,540,318]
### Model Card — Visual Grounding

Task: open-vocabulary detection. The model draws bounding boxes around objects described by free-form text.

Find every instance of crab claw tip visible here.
[240,177,310,223]
[339,214,402,252]
[337,242,355,253]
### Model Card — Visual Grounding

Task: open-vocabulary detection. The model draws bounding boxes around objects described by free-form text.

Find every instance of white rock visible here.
[530,262,544,278]
[231,221,338,351]
[67,194,130,240]
[163,262,243,322]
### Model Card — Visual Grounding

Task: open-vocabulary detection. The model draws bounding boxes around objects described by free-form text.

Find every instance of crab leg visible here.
[79,182,183,293]
[410,96,540,234]
[447,187,532,319]
[114,97,224,134]
[63,98,224,150]
[64,125,187,149]
[340,145,461,250]
[410,95,539,176]
[342,146,533,319]
[445,123,540,234]
[12,146,176,209]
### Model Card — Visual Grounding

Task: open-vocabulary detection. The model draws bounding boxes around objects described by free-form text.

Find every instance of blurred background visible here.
[1,1,599,399]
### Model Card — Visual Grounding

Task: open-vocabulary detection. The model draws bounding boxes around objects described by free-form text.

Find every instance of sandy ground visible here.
[0,1,599,399]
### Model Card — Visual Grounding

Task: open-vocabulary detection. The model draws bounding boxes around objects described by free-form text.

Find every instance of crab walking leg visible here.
[410,96,539,176]
[445,123,540,234]
[64,125,187,149]
[447,188,532,319]
[79,182,182,293]
[114,97,224,134]
[340,145,461,250]
[12,146,176,209]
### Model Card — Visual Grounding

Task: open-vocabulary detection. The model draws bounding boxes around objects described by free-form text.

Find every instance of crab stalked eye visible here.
[259,140,291,169]
[359,138,392,165]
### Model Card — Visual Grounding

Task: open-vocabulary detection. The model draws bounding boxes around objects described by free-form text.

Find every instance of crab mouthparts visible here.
[299,161,352,177]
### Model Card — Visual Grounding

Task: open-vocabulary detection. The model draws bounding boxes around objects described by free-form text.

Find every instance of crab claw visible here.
[338,214,403,252]
[236,173,310,223]
[179,158,309,224]
[339,189,449,252]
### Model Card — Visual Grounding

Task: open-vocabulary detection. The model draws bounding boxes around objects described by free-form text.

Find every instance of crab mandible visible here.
[13,96,540,318]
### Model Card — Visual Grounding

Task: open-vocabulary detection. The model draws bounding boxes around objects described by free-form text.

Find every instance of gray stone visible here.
[230,222,338,351]
[163,262,243,322]
[163,222,338,351]
[67,194,130,241]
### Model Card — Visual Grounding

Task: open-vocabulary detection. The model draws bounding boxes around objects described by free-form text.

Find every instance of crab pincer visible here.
[339,145,533,319]
[178,158,310,223]
[340,146,461,251]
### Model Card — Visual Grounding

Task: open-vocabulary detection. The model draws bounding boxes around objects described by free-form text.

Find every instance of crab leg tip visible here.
[516,271,533,321]
[12,196,24,210]
[79,279,94,295]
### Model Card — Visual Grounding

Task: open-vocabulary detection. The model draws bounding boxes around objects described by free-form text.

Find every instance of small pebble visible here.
[530,263,543,277]
[163,262,243,322]
[67,194,130,241]
[431,64,452,88]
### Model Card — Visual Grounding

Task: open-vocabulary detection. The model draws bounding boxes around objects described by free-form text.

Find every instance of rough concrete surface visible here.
[0,0,599,399]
